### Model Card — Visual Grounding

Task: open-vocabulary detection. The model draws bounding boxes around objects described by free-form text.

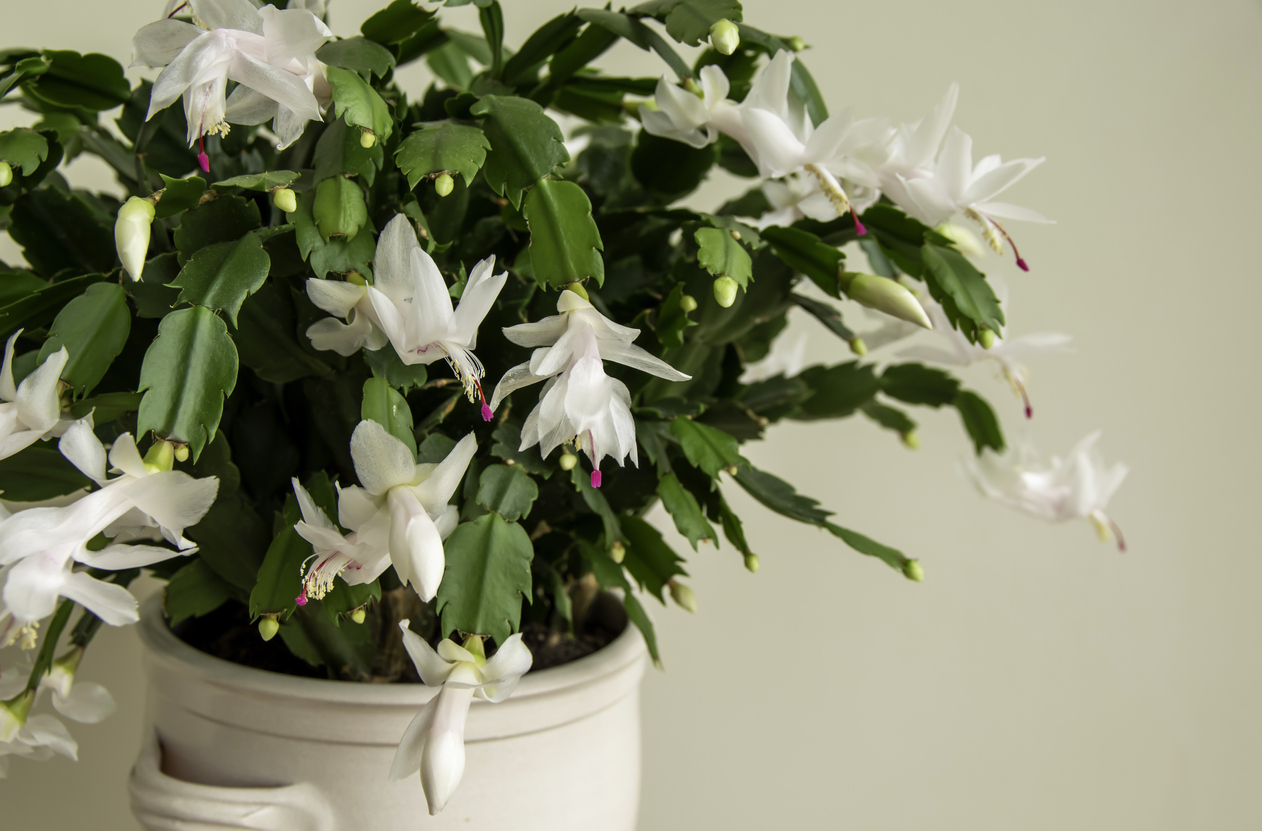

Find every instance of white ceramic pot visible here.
[128,597,648,830]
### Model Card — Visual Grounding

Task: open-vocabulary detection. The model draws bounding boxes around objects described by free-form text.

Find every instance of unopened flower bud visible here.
[559,452,578,471]
[849,337,867,357]
[902,559,925,582]
[360,130,376,149]
[272,187,297,214]
[434,173,454,197]
[977,328,996,350]
[668,580,697,613]
[610,541,625,564]
[786,35,806,52]
[935,221,986,260]
[258,616,280,642]
[901,430,919,450]
[174,445,190,462]
[744,553,760,573]
[0,161,12,188]
[143,439,176,473]
[350,608,366,625]
[679,294,698,313]
[313,176,367,240]
[713,275,738,308]
[1,691,34,741]
[115,196,156,281]
[709,19,740,55]
[839,272,932,330]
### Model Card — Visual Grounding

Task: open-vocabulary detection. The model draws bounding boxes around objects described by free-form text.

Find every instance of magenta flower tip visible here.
[481,403,493,422]
[197,152,210,173]
[295,594,308,607]
[591,470,602,488]
[854,218,867,236]
[1025,404,1033,419]
[1016,257,1030,272]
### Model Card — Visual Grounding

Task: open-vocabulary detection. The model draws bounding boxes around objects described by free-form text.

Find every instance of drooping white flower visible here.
[966,431,1128,549]
[115,197,156,282]
[490,290,690,486]
[290,477,389,606]
[739,329,808,383]
[0,655,115,778]
[132,0,333,167]
[338,421,474,602]
[890,126,1050,271]
[0,331,67,463]
[390,621,533,815]
[304,278,389,357]
[897,285,1071,418]
[364,215,508,420]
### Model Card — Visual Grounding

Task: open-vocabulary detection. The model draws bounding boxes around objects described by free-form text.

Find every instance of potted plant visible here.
[0,0,1127,826]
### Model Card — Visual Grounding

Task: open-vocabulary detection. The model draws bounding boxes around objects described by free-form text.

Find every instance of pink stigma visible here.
[853,216,867,236]
[591,470,602,488]
[481,403,493,422]
[1025,404,1033,419]
[1016,258,1030,272]
[295,594,308,607]
[197,151,209,173]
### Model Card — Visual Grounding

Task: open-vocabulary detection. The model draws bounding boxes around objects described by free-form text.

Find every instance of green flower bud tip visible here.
[610,541,626,564]
[744,553,760,573]
[903,559,925,582]
[258,616,280,642]
[841,272,932,330]
[272,187,297,214]
[901,430,920,450]
[977,328,996,350]
[350,609,366,625]
[709,19,740,56]
[559,452,578,471]
[786,36,807,52]
[668,580,697,613]
[143,440,176,473]
[849,337,867,357]
[679,294,698,313]
[0,161,11,188]
[434,173,454,197]
[564,281,590,302]
[360,130,376,149]
[713,275,739,308]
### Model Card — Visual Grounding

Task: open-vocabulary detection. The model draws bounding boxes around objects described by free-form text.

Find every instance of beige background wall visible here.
[5,0,1262,828]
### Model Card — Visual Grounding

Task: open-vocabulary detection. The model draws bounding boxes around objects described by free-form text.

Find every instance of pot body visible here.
[128,597,647,831]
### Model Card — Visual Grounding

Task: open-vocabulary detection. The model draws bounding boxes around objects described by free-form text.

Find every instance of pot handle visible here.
[129,730,336,831]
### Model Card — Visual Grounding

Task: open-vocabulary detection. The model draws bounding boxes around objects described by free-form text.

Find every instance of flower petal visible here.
[23,714,77,760]
[388,488,444,601]
[398,620,456,686]
[410,432,477,510]
[15,348,67,434]
[420,686,473,815]
[58,571,140,626]
[131,19,202,68]
[107,433,149,480]
[77,543,184,570]
[350,419,417,496]
[0,330,20,402]
[450,257,506,350]
[57,417,106,485]
[189,0,265,34]
[52,682,116,724]
[388,694,438,782]
[489,361,543,412]
[598,339,691,382]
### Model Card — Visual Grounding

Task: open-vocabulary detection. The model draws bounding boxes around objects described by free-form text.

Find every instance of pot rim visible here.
[137,595,646,706]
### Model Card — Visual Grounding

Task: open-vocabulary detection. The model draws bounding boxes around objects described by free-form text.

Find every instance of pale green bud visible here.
[258,616,280,642]
[434,173,454,197]
[839,272,932,330]
[669,580,697,613]
[610,541,626,564]
[709,19,740,55]
[116,196,156,282]
[786,35,806,52]
[143,440,176,473]
[903,559,925,582]
[564,281,589,302]
[713,275,739,308]
[174,445,190,462]
[744,553,760,573]
[849,337,867,357]
[360,130,376,149]
[313,176,367,240]
[977,328,996,350]
[0,161,12,188]
[350,609,367,625]
[559,452,578,471]
[934,221,987,260]
[272,187,297,214]
[901,430,920,450]
[679,294,698,313]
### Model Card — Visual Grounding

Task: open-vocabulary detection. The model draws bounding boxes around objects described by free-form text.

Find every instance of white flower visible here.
[0,656,115,778]
[132,0,333,166]
[489,290,690,486]
[115,197,156,282]
[304,278,389,356]
[339,421,475,602]
[0,700,78,777]
[389,621,532,815]
[749,173,835,229]
[365,215,508,419]
[0,419,218,630]
[874,83,960,208]
[639,66,744,149]
[897,285,1071,418]
[0,330,67,462]
[890,126,1050,270]
[739,329,808,383]
[966,431,1128,549]
[290,477,389,606]
[41,650,116,726]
